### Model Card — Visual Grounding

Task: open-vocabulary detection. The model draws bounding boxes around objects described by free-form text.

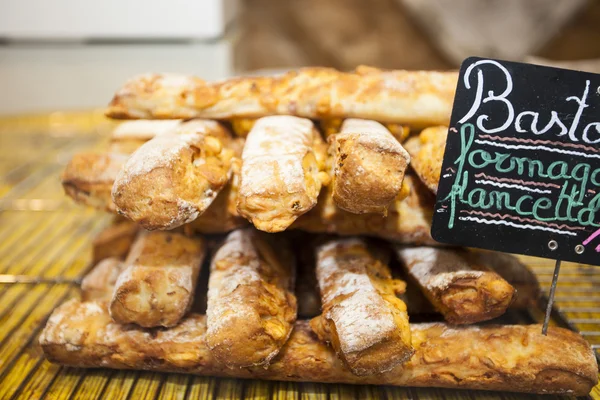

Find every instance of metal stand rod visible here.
[542,259,562,335]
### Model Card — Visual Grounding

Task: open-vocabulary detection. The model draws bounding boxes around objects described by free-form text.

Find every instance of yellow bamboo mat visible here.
[0,112,599,400]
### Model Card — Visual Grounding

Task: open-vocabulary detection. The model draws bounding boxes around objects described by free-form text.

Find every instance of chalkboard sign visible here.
[432,57,600,266]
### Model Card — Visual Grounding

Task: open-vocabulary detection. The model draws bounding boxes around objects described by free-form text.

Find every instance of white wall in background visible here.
[0,0,237,40]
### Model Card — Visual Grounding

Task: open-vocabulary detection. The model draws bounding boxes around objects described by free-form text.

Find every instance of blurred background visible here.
[1,0,600,115]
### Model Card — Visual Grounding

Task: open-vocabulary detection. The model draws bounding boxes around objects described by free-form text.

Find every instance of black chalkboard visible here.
[432,57,600,266]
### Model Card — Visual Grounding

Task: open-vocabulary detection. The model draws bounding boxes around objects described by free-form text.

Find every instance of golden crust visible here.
[106,67,457,128]
[320,119,410,143]
[109,231,205,328]
[237,116,328,232]
[400,251,541,316]
[62,151,245,234]
[81,258,124,302]
[293,174,436,244]
[62,152,129,212]
[111,120,235,230]
[395,247,515,324]
[311,238,413,375]
[91,220,139,263]
[229,118,257,137]
[186,159,248,233]
[329,119,410,215]
[206,229,297,368]
[41,299,598,396]
[404,126,448,194]
[471,250,540,309]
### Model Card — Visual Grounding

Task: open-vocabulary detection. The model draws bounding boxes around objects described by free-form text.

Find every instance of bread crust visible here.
[229,118,257,137]
[404,126,448,194]
[81,257,124,302]
[237,116,327,232]
[329,119,410,215]
[109,231,205,328]
[401,250,541,315]
[311,238,413,375]
[41,299,598,396]
[294,174,436,244]
[111,120,235,230]
[91,220,139,263]
[186,159,248,233]
[106,67,457,128]
[62,151,245,234]
[109,119,183,154]
[395,247,515,324]
[471,250,540,309]
[62,152,129,212]
[320,119,410,143]
[206,229,297,368]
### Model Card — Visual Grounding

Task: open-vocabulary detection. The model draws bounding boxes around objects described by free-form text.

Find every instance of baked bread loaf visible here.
[106,67,458,128]
[81,257,124,301]
[109,119,182,154]
[62,152,129,212]
[63,151,245,234]
[471,250,540,309]
[112,119,235,230]
[237,116,328,232]
[91,220,139,263]
[294,174,436,244]
[206,229,297,368]
[311,238,413,375]
[41,299,598,396]
[395,247,515,324]
[329,119,410,215]
[110,231,205,328]
[404,126,448,194]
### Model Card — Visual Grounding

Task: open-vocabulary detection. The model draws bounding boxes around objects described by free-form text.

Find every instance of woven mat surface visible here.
[0,112,598,400]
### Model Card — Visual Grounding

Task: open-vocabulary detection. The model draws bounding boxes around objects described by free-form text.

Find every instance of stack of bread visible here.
[41,67,598,395]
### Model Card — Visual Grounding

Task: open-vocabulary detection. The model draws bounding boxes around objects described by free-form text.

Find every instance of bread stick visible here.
[41,299,598,396]
[293,174,436,244]
[404,126,448,194]
[400,250,541,316]
[81,257,124,301]
[109,119,182,154]
[92,220,139,263]
[311,238,412,375]
[62,152,129,212]
[106,67,458,127]
[206,229,296,368]
[63,150,245,234]
[112,119,235,230]
[110,231,205,327]
[395,247,515,324]
[329,119,410,215]
[237,116,328,232]
[471,250,540,309]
